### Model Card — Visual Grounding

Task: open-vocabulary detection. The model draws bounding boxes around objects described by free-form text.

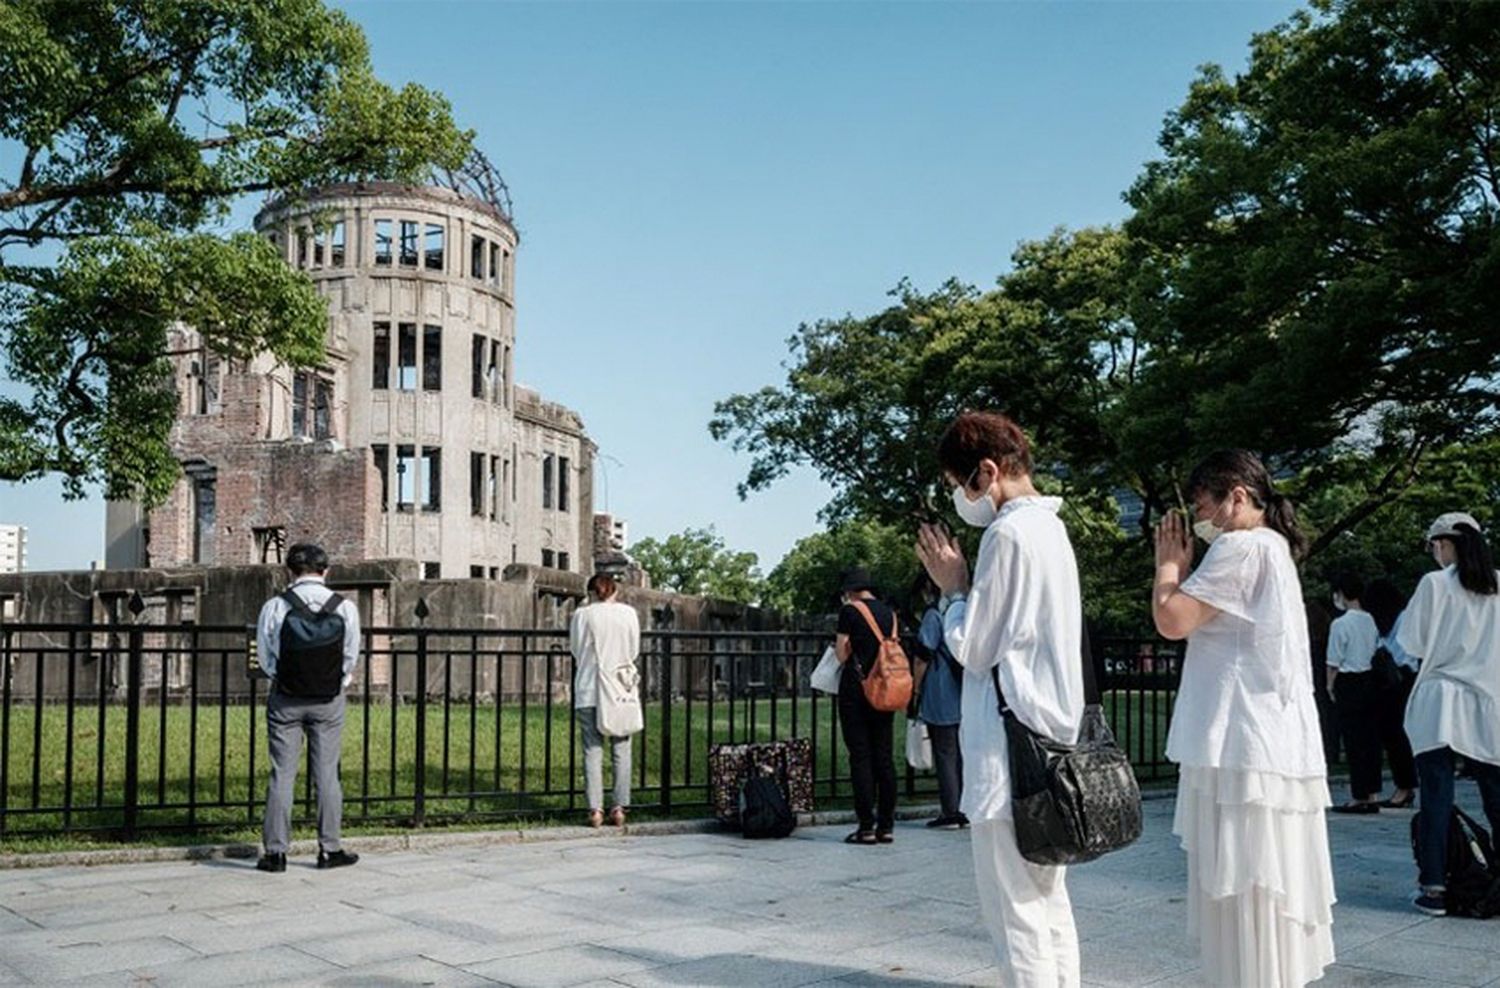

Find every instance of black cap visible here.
[839,567,877,595]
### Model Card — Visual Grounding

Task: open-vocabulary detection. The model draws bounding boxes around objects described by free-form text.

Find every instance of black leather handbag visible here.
[992,628,1142,866]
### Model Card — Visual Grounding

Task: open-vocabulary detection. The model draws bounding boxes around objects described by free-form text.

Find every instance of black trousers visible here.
[839,680,896,832]
[1334,671,1383,800]
[1377,667,1418,792]
[928,722,963,818]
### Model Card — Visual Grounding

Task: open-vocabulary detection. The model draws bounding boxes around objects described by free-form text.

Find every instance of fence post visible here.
[413,606,429,827]
[659,632,673,812]
[123,623,144,840]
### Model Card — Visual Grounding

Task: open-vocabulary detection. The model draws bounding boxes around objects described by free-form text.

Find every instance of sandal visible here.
[587,809,604,828]
[843,830,877,845]
[1383,791,1416,809]
[876,830,894,844]
[609,806,627,827]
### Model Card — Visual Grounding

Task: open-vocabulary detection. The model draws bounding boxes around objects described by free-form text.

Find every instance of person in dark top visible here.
[836,567,899,844]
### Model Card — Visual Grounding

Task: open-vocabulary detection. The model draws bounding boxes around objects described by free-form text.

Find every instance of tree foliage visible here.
[719,0,1500,621]
[629,528,764,605]
[761,518,918,617]
[0,0,474,501]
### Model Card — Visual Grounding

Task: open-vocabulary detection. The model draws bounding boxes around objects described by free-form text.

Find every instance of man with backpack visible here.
[255,543,361,873]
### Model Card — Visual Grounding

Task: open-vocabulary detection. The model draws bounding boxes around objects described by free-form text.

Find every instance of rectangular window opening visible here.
[541,549,554,569]
[398,323,417,391]
[396,444,416,511]
[425,223,444,271]
[559,456,571,513]
[399,220,419,266]
[312,228,325,267]
[488,243,499,286]
[422,324,442,391]
[470,451,485,517]
[489,454,499,520]
[190,468,217,565]
[313,376,332,440]
[489,341,502,404]
[558,551,570,572]
[471,335,486,399]
[422,447,441,513]
[470,565,484,579]
[330,221,346,267]
[373,322,390,390]
[292,371,308,438]
[253,526,287,565]
[423,562,441,580]
[297,228,309,268]
[470,235,485,279]
[542,453,554,510]
[374,219,392,266]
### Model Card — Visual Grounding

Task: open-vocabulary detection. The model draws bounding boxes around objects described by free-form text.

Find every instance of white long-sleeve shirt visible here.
[255,576,362,689]
[1327,609,1379,673]
[1399,566,1500,762]
[941,496,1084,822]
[569,600,640,709]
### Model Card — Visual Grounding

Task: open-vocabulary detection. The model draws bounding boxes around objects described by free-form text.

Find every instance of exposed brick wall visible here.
[147,442,379,567]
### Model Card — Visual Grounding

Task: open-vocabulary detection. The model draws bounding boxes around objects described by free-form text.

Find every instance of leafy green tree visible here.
[761,518,918,617]
[628,527,764,605]
[1122,0,1500,548]
[0,0,473,502]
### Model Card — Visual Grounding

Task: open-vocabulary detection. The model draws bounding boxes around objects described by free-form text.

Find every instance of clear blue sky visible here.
[1,0,1302,573]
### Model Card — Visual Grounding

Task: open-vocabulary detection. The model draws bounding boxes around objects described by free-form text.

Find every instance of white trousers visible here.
[971,816,1080,988]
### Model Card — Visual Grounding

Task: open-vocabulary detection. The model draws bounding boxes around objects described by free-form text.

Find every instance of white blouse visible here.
[941,496,1085,822]
[568,601,640,709]
[1398,567,1500,762]
[1327,609,1379,673]
[1166,528,1326,779]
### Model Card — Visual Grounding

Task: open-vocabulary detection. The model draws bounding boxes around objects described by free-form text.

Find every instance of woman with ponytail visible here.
[1398,513,1500,916]
[1152,450,1335,987]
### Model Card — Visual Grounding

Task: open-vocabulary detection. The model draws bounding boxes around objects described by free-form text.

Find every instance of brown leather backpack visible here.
[848,600,913,712]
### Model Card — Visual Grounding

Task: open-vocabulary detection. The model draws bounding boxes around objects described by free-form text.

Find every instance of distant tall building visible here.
[0,524,26,574]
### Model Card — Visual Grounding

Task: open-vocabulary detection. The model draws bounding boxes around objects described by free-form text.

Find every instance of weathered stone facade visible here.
[105,181,594,580]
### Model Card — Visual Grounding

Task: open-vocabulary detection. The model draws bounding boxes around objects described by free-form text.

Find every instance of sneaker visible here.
[1413,893,1446,917]
[316,849,360,870]
[255,852,286,873]
[956,813,970,829]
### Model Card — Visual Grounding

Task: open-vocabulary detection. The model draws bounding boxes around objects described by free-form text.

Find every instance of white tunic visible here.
[568,601,640,709]
[1326,610,1378,673]
[1166,528,1326,779]
[941,496,1084,822]
[1398,566,1500,763]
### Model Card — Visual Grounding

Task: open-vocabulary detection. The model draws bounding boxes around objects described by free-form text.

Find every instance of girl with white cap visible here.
[1398,511,1500,916]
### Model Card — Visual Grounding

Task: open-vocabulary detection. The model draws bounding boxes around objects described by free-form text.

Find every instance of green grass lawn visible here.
[2,690,1177,849]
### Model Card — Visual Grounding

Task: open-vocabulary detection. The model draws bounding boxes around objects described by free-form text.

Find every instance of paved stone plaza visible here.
[1,786,1497,987]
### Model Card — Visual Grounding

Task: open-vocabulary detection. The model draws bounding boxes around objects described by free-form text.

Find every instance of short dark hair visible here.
[1186,449,1307,559]
[587,573,618,599]
[1332,573,1365,601]
[936,411,1032,487]
[286,543,329,576]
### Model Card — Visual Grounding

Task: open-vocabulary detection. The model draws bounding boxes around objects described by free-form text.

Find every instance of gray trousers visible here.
[263,690,345,854]
[929,722,964,818]
[578,707,632,811]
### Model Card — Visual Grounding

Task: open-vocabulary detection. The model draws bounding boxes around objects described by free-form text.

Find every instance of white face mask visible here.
[1192,498,1233,544]
[952,466,998,528]
[1332,593,1347,612]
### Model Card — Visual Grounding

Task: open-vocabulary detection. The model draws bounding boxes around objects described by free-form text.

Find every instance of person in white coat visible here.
[1152,449,1335,988]
[916,410,1084,988]
[569,574,641,828]
[1398,512,1500,916]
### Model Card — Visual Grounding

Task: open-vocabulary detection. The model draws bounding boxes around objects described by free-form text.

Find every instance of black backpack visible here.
[1411,806,1500,918]
[276,590,347,699]
[739,768,796,839]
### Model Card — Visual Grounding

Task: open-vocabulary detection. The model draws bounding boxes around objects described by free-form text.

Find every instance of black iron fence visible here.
[0,622,1183,839]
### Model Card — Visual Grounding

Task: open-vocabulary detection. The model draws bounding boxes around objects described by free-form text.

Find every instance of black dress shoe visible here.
[255,852,287,873]
[316,849,360,869]
[1332,801,1380,814]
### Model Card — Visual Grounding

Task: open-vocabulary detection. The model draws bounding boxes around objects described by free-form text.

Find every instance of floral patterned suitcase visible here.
[709,738,813,825]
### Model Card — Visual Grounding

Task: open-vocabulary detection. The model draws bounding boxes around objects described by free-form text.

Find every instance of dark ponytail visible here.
[1449,524,1498,596]
[1186,449,1308,559]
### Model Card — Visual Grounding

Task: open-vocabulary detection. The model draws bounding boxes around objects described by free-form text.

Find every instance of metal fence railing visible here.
[0,622,1183,839]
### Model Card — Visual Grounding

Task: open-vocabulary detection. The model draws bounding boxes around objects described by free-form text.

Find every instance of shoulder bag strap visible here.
[319,592,346,615]
[849,600,895,641]
[280,589,312,615]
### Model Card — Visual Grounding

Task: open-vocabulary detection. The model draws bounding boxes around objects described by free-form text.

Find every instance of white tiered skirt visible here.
[1173,766,1337,988]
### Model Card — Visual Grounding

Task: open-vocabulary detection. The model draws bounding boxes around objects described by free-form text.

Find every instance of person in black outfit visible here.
[1364,577,1418,808]
[836,567,898,845]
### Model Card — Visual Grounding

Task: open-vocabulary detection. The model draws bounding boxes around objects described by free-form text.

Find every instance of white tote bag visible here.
[596,660,644,737]
[810,645,841,695]
[906,718,933,770]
